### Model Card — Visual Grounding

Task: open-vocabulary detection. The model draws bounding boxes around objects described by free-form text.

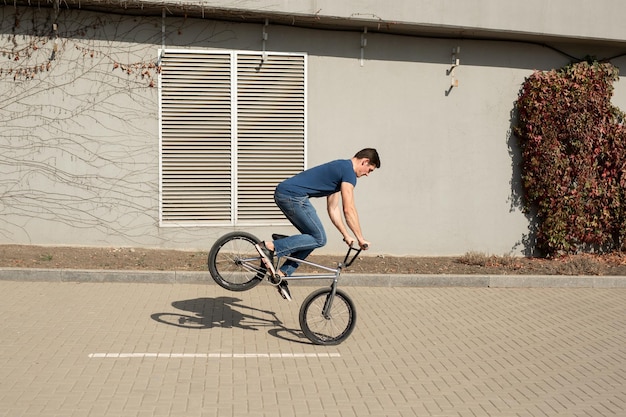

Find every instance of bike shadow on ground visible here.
[151,297,310,344]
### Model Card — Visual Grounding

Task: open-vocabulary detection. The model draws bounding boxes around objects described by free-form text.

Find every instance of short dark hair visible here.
[354,148,381,168]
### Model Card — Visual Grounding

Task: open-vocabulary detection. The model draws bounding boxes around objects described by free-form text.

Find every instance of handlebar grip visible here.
[362,243,369,249]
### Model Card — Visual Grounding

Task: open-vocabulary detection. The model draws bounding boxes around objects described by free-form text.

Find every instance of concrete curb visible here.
[1,268,626,288]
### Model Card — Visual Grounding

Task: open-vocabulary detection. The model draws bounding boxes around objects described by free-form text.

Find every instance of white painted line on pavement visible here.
[89,352,341,358]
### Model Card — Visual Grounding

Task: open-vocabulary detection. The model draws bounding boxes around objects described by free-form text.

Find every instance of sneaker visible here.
[277,281,292,301]
[254,242,276,277]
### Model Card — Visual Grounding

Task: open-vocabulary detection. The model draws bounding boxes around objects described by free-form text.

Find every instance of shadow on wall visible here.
[507,102,540,257]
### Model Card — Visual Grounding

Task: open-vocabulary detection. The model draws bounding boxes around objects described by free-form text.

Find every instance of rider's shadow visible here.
[151,297,306,343]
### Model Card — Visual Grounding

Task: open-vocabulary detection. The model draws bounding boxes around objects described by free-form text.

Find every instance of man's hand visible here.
[344,236,370,250]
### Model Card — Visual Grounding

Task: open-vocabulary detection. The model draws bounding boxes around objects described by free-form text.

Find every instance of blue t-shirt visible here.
[276,159,357,198]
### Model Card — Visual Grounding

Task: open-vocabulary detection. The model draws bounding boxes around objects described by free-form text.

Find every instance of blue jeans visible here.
[273,191,327,276]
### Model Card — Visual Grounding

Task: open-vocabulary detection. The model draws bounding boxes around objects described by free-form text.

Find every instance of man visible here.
[255,148,381,301]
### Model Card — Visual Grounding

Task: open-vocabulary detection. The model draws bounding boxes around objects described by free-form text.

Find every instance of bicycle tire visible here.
[299,287,356,345]
[208,231,266,292]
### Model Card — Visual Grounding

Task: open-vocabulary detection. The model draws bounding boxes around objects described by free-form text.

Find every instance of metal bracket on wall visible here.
[360,27,367,67]
[262,19,269,62]
[448,46,461,88]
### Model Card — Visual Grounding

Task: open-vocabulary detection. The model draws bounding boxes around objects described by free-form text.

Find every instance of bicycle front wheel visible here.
[299,288,356,345]
[208,231,266,292]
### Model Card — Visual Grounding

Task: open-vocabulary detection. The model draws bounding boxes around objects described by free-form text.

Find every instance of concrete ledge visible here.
[488,274,626,288]
[1,268,626,288]
[0,268,207,284]
[338,274,490,287]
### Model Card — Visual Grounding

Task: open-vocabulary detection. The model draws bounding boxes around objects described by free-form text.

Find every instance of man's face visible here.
[356,159,376,177]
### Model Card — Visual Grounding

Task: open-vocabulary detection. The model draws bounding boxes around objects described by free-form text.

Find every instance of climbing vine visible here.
[0,5,236,246]
[515,60,626,256]
[0,6,162,244]
[0,8,160,85]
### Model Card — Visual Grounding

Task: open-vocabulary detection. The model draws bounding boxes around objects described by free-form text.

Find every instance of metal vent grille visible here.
[159,50,306,226]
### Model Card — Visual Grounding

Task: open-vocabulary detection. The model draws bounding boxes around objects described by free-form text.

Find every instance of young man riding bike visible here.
[255,148,381,301]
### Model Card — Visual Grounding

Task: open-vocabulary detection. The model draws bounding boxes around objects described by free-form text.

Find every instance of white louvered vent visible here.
[237,53,306,222]
[159,50,306,226]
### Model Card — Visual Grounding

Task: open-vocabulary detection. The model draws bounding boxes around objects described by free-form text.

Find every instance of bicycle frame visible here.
[278,246,362,281]
[236,245,362,283]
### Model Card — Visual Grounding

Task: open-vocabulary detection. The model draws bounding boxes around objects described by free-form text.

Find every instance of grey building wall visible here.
[208,0,626,44]
[1,3,626,256]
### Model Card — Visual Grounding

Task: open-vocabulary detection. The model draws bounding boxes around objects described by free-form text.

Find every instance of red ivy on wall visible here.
[515,60,626,256]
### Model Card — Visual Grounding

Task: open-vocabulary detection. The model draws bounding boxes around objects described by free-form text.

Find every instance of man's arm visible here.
[327,191,352,245]
[327,182,370,249]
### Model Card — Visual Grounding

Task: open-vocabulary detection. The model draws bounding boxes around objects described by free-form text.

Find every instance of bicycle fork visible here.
[322,277,340,319]
[321,246,361,318]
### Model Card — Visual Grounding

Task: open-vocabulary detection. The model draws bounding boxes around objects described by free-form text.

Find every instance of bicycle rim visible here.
[208,232,265,291]
[299,288,356,345]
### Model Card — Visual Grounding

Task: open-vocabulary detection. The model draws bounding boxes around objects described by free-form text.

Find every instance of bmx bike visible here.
[207,231,363,345]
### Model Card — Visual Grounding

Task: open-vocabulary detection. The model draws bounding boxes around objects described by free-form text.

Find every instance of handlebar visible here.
[342,245,365,268]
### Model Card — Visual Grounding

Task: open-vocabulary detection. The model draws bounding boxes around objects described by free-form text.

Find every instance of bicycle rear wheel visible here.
[299,288,356,345]
[208,231,266,291]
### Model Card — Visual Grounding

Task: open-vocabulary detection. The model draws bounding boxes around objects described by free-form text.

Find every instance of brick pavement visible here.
[0,280,624,417]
